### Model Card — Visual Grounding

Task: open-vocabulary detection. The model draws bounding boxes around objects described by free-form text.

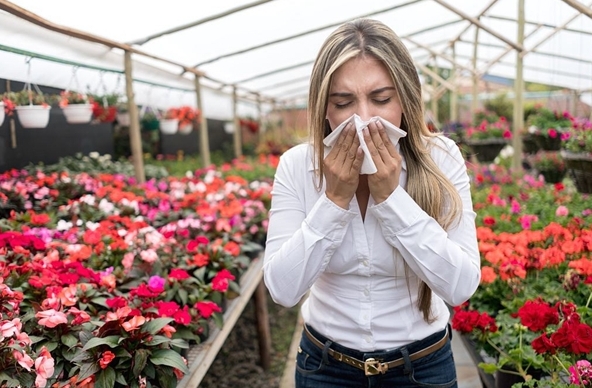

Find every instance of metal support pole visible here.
[194,75,211,167]
[512,0,525,171]
[124,51,145,184]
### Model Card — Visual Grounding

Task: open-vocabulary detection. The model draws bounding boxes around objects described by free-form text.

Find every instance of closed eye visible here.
[334,101,352,109]
[374,98,391,105]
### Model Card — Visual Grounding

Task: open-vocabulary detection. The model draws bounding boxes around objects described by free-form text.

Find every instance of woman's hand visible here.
[363,120,402,203]
[323,122,364,209]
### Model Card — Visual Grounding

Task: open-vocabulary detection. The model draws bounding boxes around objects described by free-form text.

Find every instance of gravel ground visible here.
[199,292,300,388]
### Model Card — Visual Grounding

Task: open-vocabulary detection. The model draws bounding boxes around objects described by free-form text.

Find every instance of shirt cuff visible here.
[369,186,424,235]
[304,194,357,241]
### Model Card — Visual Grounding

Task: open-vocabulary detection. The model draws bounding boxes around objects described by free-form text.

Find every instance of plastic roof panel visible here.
[1,0,591,116]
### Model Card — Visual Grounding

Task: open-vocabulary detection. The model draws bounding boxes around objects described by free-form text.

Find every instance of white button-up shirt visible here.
[263,136,480,351]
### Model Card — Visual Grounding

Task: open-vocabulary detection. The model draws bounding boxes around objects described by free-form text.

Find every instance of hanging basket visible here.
[531,133,562,151]
[159,119,179,135]
[178,123,193,134]
[561,150,592,194]
[521,134,539,154]
[62,103,93,124]
[0,102,5,126]
[466,138,508,163]
[538,169,567,184]
[15,105,51,128]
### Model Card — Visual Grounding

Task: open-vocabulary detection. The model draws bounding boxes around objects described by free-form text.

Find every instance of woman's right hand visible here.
[323,122,364,209]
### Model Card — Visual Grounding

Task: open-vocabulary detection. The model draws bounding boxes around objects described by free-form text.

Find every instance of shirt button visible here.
[363,335,372,343]
[363,288,369,297]
[363,314,369,321]
[362,260,369,267]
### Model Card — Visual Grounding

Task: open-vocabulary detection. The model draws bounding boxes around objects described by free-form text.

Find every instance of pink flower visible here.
[68,307,91,325]
[36,309,68,328]
[34,347,55,388]
[1,318,22,339]
[148,275,166,292]
[556,205,569,217]
[569,359,592,385]
[13,350,34,371]
[510,199,521,214]
[122,252,135,269]
[140,249,158,263]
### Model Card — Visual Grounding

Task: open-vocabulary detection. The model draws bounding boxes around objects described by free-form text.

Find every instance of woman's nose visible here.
[357,102,373,122]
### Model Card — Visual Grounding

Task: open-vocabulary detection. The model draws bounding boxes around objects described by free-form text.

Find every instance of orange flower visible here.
[122,315,146,332]
[99,351,116,369]
[480,266,497,284]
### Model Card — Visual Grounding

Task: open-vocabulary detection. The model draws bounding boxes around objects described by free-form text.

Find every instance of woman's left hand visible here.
[363,120,403,203]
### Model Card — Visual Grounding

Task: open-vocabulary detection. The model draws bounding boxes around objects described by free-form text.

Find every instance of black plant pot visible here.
[532,134,562,151]
[466,138,508,163]
[538,168,567,184]
[561,151,592,194]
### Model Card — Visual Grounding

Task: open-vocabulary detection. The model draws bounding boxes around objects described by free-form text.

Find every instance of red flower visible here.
[517,299,559,332]
[173,305,191,325]
[483,216,496,226]
[532,333,557,354]
[551,320,592,355]
[211,269,235,292]
[169,269,190,281]
[157,301,179,317]
[99,351,116,369]
[195,301,222,319]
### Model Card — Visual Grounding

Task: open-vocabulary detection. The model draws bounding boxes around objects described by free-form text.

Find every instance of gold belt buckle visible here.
[364,358,387,376]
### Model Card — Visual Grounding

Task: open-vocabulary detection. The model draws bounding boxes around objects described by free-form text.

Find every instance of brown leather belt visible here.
[303,325,449,376]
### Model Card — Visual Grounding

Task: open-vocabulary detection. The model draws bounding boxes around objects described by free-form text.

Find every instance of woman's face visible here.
[326,55,403,130]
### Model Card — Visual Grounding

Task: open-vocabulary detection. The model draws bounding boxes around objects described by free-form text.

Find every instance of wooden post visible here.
[512,0,525,171]
[472,26,480,114]
[6,80,16,149]
[124,51,145,184]
[194,75,211,167]
[253,280,271,370]
[232,86,242,158]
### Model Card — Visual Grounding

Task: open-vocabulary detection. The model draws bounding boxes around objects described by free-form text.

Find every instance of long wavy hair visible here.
[308,18,463,322]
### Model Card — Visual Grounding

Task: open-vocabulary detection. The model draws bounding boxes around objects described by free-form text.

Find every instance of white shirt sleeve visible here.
[368,139,481,306]
[263,148,356,307]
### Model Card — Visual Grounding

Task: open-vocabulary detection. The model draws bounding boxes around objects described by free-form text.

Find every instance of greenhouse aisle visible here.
[279,313,482,388]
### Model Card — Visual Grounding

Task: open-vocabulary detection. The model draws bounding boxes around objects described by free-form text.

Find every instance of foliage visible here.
[465,116,512,141]
[23,152,169,180]
[59,91,89,107]
[163,106,200,128]
[527,108,573,138]
[562,117,592,154]
[4,90,52,106]
[483,94,514,123]
[453,176,592,386]
[530,151,565,172]
[0,156,272,387]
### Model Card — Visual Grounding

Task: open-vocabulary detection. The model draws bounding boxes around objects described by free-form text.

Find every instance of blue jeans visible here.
[295,325,457,388]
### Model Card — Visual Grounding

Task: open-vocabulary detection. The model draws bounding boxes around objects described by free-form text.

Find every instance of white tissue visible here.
[323,114,407,174]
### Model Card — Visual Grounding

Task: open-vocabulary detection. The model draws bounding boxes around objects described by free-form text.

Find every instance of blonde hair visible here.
[308,18,463,322]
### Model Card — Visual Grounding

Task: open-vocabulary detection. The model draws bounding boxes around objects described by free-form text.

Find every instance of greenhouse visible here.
[1,0,592,387]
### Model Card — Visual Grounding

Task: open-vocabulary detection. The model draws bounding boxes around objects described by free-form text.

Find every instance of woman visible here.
[263,18,480,388]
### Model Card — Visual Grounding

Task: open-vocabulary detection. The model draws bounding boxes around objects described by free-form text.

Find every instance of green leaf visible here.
[212,312,224,329]
[83,336,120,351]
[141,317,173,335]
[95,366,116,388]
[115,373,127,386]
[133,349,149,378]
[0,372,21,387]
[78,361,101,382]
[478,362,499,374]
[61,333,79,348]
[146,335,171,346]
[150,349,189,374]
[157,368,177,388]
[170,338,190,349]
[178,288,188,305]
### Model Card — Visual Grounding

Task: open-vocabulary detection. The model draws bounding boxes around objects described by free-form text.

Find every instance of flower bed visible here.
[0,156,276,388]
[453,169,592,387]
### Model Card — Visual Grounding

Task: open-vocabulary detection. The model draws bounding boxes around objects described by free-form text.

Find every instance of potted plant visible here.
[89,93,119,123]
[116,101,131,127]
[526,107,573,151]
[160,108,180,135]
[464,115,512,163]
[5,90,52,128]
[59,91,93,124]
[177,106,200,134]
[0,93,15,126]
[140,107,161,132]
[560,117,592,193]
[529,151,567,184]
